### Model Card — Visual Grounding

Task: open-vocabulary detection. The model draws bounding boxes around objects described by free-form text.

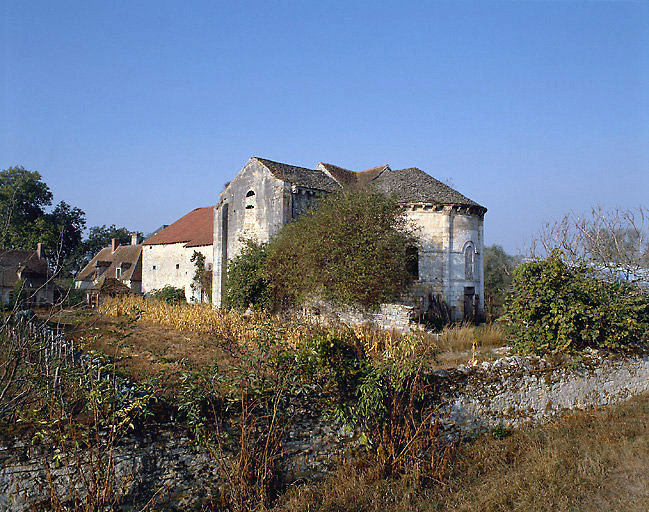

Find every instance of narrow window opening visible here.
[176,263,180,269]
[406,246,419,279]
[245,190,255,197]
[465,245,474,280]
[116,267,122,279]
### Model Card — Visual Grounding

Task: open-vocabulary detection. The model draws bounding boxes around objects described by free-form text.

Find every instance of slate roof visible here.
[370,168,486,210]
[75,244,142,284]
[254,157,340,192]
[143,206,214,247]
[0,250,50,287]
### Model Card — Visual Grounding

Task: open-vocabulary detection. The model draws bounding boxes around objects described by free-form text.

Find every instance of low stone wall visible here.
[3,350,649,510]
[431,350,649,440]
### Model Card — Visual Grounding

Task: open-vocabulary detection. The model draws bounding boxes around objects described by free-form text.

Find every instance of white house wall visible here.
[142,243,213,302]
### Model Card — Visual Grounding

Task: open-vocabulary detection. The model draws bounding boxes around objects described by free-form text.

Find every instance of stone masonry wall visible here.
[5,351,649,510]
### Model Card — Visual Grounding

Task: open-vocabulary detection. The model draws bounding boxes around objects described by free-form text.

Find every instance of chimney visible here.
[36,242,43,259]
[111,238,118,253]
[131,232,140,245]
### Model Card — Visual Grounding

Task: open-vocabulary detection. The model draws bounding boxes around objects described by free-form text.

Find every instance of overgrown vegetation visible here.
[150,285,186,304]
[266,190,418,308]
[223,191,419,312]
[223,239,272,311]
[504,249,649,354]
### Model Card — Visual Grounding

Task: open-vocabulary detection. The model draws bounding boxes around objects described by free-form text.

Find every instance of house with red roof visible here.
[142,206,214,303]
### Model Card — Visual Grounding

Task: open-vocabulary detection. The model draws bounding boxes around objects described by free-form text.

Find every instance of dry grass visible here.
[275,393,649,512]
[436,322,507,353]
[99,296,415,352]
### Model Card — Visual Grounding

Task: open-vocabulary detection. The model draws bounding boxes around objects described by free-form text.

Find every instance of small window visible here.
[176,263,180,269]
[245,190,255,197]
[116,267,122,279]
[152,265,156,270]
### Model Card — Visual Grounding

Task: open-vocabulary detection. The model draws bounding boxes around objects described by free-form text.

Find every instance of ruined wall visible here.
[142,243,213,302]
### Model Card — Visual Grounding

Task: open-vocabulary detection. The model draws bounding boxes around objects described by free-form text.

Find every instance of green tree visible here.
[266,190,418,308]
[483,245,519,320]
[0,166,86,273]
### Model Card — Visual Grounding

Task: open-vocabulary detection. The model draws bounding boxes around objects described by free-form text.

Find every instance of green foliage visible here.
[150,285,186,304]
[503,249,649,354]
[223,239,272,311]
[484,245,520,320]
[190,250,212,302]
[0,166,86,274]
[266,190,418,308]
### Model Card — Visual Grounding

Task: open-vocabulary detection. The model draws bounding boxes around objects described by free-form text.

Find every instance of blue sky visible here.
[1,0,648,253]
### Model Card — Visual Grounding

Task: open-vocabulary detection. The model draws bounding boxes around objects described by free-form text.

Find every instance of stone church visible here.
[212,157,487,322]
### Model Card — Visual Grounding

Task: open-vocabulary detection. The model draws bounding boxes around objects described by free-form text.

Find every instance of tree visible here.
[265,190,418,308]
[0,166,86,274]
[483,245,520,320]
[190,251,212,303]
[530,205,649,283]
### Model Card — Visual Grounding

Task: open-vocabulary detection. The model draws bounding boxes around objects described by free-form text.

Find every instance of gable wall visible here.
[213,160,288,305]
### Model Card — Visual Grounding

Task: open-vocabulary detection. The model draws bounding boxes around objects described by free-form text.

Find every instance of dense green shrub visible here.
[223,239,272,311]
[503,250,649,354]
[266,190,418,308]
[150,285,186,304]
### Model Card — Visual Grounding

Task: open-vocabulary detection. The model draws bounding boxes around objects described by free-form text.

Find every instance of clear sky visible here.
[2,0,648,254]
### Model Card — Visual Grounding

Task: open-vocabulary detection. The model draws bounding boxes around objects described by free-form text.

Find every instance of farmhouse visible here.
[75,235,143,306]
[142,206,213,303]
[213,157,487,321]
[0,243,55,305]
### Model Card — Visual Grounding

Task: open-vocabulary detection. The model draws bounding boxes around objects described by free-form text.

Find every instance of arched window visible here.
[465,244,474,280]
[245,190,255,209]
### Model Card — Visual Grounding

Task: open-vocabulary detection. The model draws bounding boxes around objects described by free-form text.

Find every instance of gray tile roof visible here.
[252,157,486,211]
[370,168,486,210]
[254,157,340,192]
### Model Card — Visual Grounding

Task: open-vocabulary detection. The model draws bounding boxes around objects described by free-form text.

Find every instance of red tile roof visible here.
[143,206,214,247]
